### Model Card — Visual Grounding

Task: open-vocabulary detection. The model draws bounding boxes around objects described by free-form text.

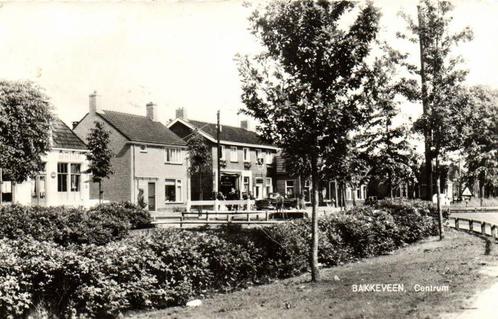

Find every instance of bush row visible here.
[0,203,437,318]
[0,202,152,246]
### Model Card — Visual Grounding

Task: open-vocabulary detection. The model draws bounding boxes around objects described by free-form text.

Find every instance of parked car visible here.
[255,194,298,211]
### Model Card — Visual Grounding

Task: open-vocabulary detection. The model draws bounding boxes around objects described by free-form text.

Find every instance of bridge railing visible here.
[447,216,498,241]
[152,209,308,228]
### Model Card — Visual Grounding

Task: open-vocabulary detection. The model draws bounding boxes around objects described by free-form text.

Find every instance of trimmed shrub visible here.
[0,203,154,246]
[90,202,152,230]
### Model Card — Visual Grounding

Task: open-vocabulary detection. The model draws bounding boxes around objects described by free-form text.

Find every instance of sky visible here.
[0,0,497,130]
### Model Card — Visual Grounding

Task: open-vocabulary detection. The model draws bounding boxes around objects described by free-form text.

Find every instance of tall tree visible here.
[86,121,114,203]
[400,0,472,239]
[400,0,472,204]
[238,0,380,281]
[461,86,498,204]
[361,47,419,198]
[187,130,212,201]
[0,81,53,203]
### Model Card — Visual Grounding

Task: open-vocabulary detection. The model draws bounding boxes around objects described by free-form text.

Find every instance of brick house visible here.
[73,92,188,211]
[1,118,90,207]
[275,154,367,206]
[168,115,278,200]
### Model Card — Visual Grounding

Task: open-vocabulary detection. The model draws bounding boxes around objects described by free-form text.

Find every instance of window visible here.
[139,145,148,153]
[266,178,273,196]
[57,163,68,192]
[243,148,250,162]
[230,146,238,162]
[219,145,225,160]
[356,187,362,200]
[255,149,264,165]
[165,148,182,164]
[165,179,183,202]
[1,181,12,202]
[70,164,81,192]
[243,176,250,193]
[265,151,273,164]
[176,180,182,202]
[165,179,176,202]
[285,180,294,197]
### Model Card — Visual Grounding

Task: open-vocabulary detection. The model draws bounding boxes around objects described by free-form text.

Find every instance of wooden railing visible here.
[448,206,498,213]
[187,199,256,211]
[447,216,498,240]
[152,209,308,228]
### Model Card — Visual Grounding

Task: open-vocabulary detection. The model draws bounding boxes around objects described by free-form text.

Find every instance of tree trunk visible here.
[436,157,444,240]
[342,184,347,210]
[11,181,16,204]
[310,156,320,282]
[99,181,102,204]
[0,168,3,205]
[199,172,203,201]
[352,186,356,206]
[479,172,484,207]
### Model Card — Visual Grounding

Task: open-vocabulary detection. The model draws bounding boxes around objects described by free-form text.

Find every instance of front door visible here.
[148,182,156,211]
[31,175,47,206]
[255,178,264,199]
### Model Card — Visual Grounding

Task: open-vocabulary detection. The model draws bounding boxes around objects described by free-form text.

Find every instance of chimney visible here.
[240,120,248,130]
[72,121,79,129]
[175,107,187,120]
[146,102,158,121]
[89,91,101,114]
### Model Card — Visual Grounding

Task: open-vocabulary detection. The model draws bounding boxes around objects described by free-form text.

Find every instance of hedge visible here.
[0,203,437,318]
[0,202,152,246]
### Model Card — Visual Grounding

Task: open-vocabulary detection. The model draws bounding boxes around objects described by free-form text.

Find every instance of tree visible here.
[400,0,472,239]
[400,0,472,202]
[187,130,212,200]
[86,121,114,203]
[0,81,53,204]
[361,47,419,198]
[460,86,498,204]
[238,0,381,281]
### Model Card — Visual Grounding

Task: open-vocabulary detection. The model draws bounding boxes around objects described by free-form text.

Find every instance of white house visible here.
[1,118,90,207]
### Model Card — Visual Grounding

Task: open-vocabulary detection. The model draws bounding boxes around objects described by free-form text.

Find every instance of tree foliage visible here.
[401,0,472,162]
[86,121,114,200]
[187,130,212,200]
[238,0,381,280]
[460,86,498,196]
[187,130,212,176]
[0,81,53,183]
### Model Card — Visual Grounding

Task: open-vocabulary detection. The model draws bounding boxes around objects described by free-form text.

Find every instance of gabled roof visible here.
[52,118,87,150]
[99,110,186,146]
[169,118,277,149]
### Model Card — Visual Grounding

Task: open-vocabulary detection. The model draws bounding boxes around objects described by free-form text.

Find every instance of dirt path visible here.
[127,230,498,319]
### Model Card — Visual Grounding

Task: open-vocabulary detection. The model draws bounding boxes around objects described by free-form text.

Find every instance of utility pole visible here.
[418,5,433,201]
[216,110,221,196]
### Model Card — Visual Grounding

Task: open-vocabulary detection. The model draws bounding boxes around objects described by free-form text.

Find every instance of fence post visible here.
[455,218,459,230]
[265,211,269,221]
[481,222,487,235]
[247,213,250,222]
[469,220,474,232]
[180,216,183,229]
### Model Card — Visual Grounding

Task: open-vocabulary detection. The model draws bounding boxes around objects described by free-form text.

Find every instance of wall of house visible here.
[9,150,90,207]
[213,144,276,199]
[73,113,132,203]
[132,144,188,210]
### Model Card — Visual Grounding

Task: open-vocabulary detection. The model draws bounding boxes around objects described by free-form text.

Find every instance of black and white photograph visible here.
[0,0,497,318]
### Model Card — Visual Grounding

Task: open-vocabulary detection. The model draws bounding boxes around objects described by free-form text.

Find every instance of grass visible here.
[126,229,498,319]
